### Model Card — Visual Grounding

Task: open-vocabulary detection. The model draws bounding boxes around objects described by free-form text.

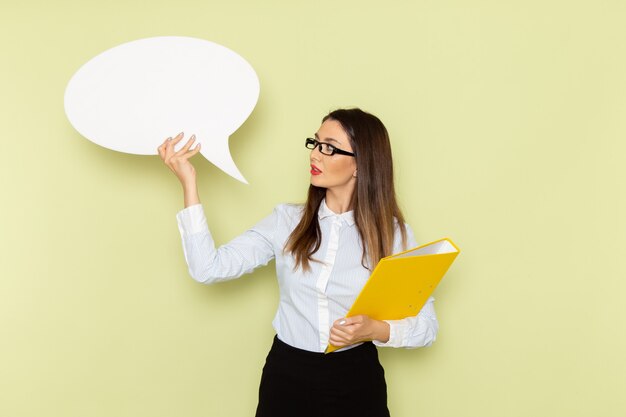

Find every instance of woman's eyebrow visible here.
[314,133,340,144]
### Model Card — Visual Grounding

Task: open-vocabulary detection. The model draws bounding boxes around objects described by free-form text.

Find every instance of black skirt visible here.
[255,335,390,417]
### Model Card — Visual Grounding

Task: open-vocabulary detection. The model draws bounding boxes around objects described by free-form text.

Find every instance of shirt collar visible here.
[318,199,355,226]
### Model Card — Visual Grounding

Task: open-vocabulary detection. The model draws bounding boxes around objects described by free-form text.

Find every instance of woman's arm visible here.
[328,297,438,348]
[177,204,278,284]
[158,133,276,284]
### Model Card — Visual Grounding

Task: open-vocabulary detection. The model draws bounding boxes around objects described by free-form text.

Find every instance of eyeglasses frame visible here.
[305,138,356,157]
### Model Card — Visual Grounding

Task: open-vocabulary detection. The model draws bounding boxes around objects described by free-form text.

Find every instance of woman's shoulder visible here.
[271,203,305,223]
[250,204,303,237]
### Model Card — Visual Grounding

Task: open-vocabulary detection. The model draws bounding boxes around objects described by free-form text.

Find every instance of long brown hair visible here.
[285,108,407,271]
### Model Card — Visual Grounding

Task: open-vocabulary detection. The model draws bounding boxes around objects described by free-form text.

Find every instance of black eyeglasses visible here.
[305,138,356,157]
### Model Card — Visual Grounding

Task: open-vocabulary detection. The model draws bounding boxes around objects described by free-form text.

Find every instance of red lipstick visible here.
[310,164,322,175]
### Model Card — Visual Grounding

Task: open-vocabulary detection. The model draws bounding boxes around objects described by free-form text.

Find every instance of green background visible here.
[1,1,625,416]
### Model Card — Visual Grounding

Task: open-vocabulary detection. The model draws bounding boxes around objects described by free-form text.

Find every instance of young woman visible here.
[158,108,438,417]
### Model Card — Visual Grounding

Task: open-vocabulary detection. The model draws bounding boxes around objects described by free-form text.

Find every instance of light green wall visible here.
[1,1,625,416]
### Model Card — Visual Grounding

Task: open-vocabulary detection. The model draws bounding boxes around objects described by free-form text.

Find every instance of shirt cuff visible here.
[176,204,208,236]
[372,320,405,348]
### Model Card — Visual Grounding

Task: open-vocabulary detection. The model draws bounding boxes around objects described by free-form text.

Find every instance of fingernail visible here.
[191,134,196,139]
[178,131,183,136]
[339,320,346,325]
[167,138,171,141]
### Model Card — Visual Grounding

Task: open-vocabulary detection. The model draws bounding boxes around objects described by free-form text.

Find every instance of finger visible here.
[330,330,355,346]
[334,318,347,327]
[176,145,201,165]
[175,135,197,156]
[171,132,184,144]
[341,316,362,326]
[162,136,176,156]
[331,326,352,340]
[180,143,201,159]
[157,137,171,157]
[329,328,350,344]
[167,147,199,172]
[329,336,347,347]
[165,132,184,153]
[157,141,168,159]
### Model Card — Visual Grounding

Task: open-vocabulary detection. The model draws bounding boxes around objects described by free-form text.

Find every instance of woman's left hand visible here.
[329,315,390,347]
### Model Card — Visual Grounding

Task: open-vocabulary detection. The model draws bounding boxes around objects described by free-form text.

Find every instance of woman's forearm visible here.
[183,181,200,208]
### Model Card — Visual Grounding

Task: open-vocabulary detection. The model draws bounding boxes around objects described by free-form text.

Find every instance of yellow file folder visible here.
[326,238,460,353]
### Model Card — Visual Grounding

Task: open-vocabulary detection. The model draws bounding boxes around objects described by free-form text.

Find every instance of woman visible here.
[158,108,438,417]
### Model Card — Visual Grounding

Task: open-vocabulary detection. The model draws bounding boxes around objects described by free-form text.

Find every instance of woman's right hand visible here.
[157,132,201,187]
[158,132,202,207]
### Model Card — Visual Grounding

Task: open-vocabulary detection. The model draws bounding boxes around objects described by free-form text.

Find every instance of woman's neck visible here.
[325,188,353,214]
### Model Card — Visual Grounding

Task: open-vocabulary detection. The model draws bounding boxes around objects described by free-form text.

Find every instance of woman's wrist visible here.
[372,319,390,343]
[182,182,200,208]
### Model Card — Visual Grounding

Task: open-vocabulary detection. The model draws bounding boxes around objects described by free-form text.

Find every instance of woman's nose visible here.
[310,146,323,161]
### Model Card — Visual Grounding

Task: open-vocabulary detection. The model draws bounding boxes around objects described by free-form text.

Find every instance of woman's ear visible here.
[353,170,357,178]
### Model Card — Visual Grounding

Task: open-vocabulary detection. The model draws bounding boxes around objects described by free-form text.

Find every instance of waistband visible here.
[271,335,378,363]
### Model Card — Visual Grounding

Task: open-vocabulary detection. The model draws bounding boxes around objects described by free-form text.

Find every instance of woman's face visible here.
[309,119,357,196]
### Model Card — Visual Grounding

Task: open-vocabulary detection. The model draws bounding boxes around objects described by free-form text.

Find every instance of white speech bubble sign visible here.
[64,36,260,184]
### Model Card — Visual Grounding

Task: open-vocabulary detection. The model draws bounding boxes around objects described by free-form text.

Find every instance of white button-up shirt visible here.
[176,200,438,353]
